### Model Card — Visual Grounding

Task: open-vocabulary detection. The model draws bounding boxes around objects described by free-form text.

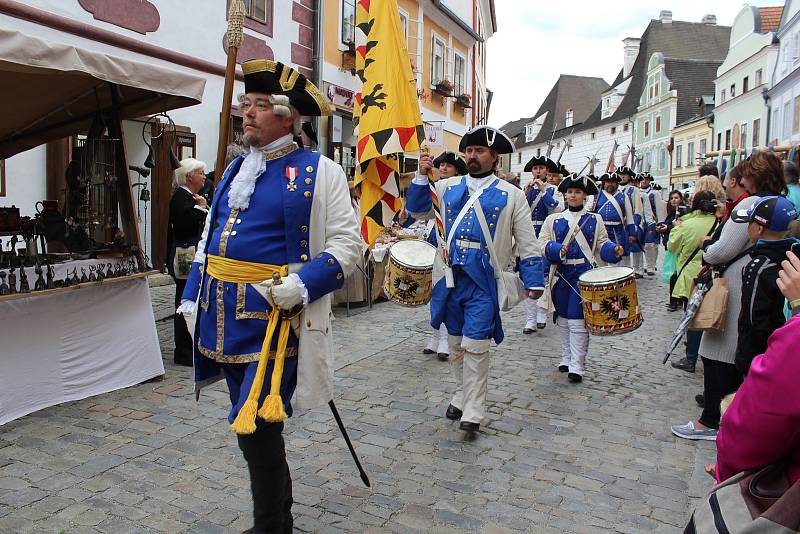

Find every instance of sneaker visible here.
[671,357,696,373]
[671,421,717,441]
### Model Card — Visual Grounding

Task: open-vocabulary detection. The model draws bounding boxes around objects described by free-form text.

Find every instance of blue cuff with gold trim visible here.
[545,241,563,263]
[296,251,344,303]
[181,261,203,302]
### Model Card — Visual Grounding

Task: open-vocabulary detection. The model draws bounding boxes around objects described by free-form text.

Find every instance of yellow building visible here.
[671,111,713,189]
[320,0,497,179]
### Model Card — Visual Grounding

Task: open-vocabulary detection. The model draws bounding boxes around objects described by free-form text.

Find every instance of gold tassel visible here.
[258,319,291,422]
[230,308,281,434]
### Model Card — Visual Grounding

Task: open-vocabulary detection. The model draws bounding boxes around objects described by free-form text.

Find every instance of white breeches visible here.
[644,243,659,272]
[557,316,589,376]
[628,252,644,274]
[448,335,490,424]
[425,324,449,354]
[524,297,547,328]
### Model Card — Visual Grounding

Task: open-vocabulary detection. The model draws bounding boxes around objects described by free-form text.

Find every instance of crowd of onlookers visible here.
[657,152,800,493]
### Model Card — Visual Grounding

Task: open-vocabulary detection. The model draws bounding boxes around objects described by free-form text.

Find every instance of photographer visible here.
[658,190,686,311]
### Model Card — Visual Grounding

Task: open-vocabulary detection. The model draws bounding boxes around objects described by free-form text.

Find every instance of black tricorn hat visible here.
[242,59,331,117]
[558,163,570,177]
[433,151,468,175]
[597,172,621,182]
[459,126,515,154]
[558,173,599,196]
[630,173,645,182]
[615,166,634,177]
[524,155,559,173]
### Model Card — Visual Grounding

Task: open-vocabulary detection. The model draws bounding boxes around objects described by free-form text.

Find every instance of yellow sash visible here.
[206,255,291,434]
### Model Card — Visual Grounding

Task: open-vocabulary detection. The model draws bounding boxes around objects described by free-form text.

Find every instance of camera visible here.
[676,204,690,217]
[696,199,717,213]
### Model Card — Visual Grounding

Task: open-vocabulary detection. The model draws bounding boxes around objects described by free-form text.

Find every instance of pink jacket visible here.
[715,315,800,484]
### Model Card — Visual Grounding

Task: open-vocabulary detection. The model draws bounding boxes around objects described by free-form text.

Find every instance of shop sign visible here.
[424,122,443,147]
[324,82,355,110]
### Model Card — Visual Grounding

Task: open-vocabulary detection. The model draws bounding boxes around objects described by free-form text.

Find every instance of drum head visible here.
[389,239,436,267]
[579,266,634,284]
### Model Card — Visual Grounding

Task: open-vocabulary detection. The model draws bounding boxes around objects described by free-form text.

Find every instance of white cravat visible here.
[228,134,295,210]
[466,174,494,194]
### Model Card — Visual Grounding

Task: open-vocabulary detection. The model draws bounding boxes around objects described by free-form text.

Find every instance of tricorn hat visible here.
[524,155,559,173]
[558,163,570,177]
[558,173,599,196]
[597,172,621,182]
[242,59,331,117]
[459,126,515,154]
[630,173,644,182]
[615,166,634,177]
[432,151,468,175]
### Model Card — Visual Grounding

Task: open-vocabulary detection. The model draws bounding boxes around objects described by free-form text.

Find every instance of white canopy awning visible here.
[0,28,206,159]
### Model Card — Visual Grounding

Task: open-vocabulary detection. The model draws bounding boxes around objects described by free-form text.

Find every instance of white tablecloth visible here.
[0,277,164,425]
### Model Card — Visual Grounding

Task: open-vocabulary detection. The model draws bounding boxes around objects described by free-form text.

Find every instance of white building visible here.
[767,0,800,145]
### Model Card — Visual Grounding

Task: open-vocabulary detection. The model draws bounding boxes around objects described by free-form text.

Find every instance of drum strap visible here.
[565,212,598,268]
[600,193,624,224]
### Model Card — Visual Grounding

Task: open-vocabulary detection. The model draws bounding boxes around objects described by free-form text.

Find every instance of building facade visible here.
[320,0,496,180]
[712,5,781,155]
[767,0,800,146]
[671,111,714,189]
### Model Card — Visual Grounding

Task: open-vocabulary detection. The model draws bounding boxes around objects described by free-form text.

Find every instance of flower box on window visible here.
[343,40,356,55]
[433,79,453,96]
[455,93,471,108]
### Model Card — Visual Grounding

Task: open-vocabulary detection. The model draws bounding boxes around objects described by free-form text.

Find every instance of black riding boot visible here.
[237,423,293,534]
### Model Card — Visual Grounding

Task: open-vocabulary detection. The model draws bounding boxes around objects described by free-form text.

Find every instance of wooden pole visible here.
[214,0,245,184]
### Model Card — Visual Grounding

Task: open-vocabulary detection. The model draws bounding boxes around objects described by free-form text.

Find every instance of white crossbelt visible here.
[563,258,586,265]
[604,221,622,225]
[455,239,482,250]
[532,219,546,225]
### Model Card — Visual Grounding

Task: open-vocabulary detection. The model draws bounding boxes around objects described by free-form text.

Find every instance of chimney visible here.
[622,37,641,78]
[701,14,717,25]
[659,10,672,24]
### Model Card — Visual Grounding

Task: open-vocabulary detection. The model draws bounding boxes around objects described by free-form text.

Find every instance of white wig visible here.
[173,157,206,189]
[238,93,302,136]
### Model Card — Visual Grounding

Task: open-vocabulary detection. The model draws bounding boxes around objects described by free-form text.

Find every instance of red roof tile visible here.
[758,6,784,33]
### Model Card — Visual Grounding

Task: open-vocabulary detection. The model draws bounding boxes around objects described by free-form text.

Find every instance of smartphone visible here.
[791,242,800,258]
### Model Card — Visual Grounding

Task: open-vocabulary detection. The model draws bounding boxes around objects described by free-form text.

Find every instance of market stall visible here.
[0,29,205,425]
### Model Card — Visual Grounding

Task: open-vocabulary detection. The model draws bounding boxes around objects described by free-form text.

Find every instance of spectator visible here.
[694,175,726,201]
[731,196,799,375]
[698,163,719,179]
[167,158,209,366]
[784,161,800,215]
[714,250,800,485]
[658,190,685,311]
[666,191,719,375]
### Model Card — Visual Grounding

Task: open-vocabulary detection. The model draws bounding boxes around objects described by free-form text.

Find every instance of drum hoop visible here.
[388,240,436,269]
[578,267,635,286]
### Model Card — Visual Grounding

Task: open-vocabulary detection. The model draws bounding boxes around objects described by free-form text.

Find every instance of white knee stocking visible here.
[567,319,589,375]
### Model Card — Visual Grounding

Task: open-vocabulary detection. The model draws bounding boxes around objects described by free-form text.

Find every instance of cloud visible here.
[488,0,780,126]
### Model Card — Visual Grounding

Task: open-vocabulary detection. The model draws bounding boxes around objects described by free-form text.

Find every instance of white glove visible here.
[259,274,305,310]
[176,300,196,315]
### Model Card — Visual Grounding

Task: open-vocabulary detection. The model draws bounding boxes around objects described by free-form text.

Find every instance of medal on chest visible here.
[285,165,298,192]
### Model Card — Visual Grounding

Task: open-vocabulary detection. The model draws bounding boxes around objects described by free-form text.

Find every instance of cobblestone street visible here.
[0,276,716,533]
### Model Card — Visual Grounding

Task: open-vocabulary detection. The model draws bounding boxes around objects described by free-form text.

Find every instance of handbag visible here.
[689,274,728,332]
[474,200,525,312]
[661,250,677,283]
[173,245,196,280]
[685,460,800,533]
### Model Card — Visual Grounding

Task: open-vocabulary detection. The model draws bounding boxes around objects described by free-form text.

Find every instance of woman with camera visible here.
[658,190,686,311]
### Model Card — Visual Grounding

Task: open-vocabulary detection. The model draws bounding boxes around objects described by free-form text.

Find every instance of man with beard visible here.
[617,166,645,278]
[593,172,635,264]
[406,126,544,433]
[176,59,361,532]
[421,151,468,360]
[521,154,563,333]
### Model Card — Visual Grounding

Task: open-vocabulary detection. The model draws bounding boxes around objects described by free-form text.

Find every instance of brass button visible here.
[305,178,312,185]
[300,254,309,261]
[236,219,242,224]
[231,230,237,236]
[492,214,497,219]
[495,207,500,211]
[327,258,335,265]
[300,240,307,247]
[304,191,311,199]
[300,225,308,232]
[489,223,495,227]
[336,273,343,279]
[306,166,314,172]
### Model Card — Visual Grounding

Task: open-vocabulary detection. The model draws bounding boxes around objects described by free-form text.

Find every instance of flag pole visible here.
[214,0,245,183]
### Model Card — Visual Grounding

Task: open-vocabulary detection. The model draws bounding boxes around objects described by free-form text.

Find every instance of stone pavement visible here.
[0,275,717,533]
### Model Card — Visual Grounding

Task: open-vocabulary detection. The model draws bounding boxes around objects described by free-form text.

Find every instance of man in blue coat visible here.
[406,126,544,433]
[617,167,645,278]
[594,172,635,263]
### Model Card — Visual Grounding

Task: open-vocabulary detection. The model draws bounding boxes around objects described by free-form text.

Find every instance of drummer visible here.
[539,174,624,383]
[594,172,635,264]
[422,151,468,361]
[406,125,543,433]
[522,155,563,333]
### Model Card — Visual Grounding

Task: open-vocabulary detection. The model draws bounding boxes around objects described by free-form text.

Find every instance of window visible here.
[755,69,763,86]
[740,122,748,149]
[721,89,726,103]
[784,101,792,138]
[342,0,355,44]
[717,132,722,151]
[624,123,629,132]
[454,53,466,95]
[743,76,749,93]
[675,145,683,167]
[730,84,736,98]
[398,10,409,45]
[753,118,760,147]
[687,141,695,166]
[644,121,650,137]
[610,126,616,135]
[794,96,800,135]
[649,85,653,99]
[591,132,596,140]
[660,147,667,170]
[655,115,661,133]
[518,152,522,164]
[654,82,659,97]
[525,124,534,143]
[431,35,446,85]
[699,139,706,157]
[725,129,731,150]
[245,0,268,23]
[565,108,573,127]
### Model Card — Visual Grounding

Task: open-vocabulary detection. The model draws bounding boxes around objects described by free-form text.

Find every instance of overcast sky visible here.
[487,0,784,127]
